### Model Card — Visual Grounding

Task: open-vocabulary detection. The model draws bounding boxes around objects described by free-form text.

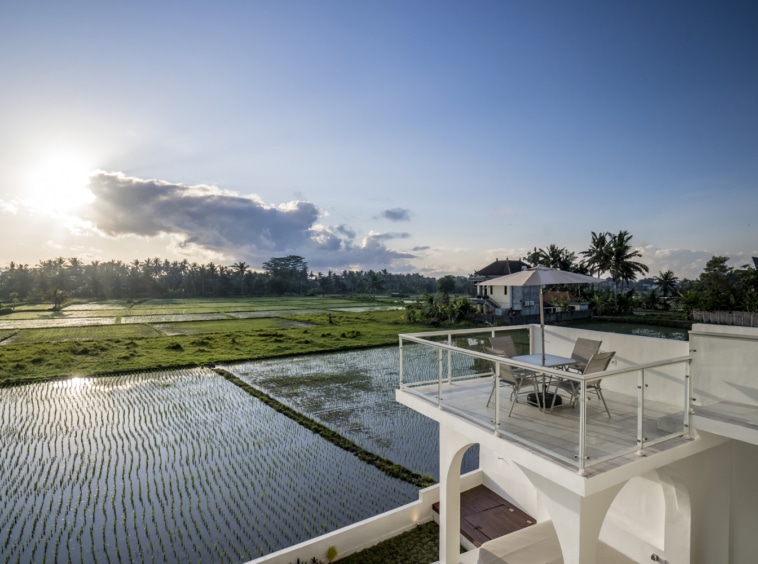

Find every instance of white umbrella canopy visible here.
[478,266,602,364]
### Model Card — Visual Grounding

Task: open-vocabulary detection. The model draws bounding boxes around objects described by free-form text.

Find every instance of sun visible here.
[24,154,95,215]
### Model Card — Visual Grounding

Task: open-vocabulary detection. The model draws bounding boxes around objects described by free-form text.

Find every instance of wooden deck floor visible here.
[406,378,689,474]
[432,485,535,547]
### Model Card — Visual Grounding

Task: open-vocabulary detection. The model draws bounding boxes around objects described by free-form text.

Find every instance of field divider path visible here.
[214,368,436,489]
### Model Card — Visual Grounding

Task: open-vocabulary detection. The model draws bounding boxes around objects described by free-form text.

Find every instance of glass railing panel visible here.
[399,341,444,387]
[496,366,583,468]
[639,362,688,448]
[580,369,642,469]
[399,330,691,472]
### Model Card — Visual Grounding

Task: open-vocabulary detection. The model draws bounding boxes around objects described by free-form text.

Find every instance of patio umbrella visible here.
[478,265,602,365]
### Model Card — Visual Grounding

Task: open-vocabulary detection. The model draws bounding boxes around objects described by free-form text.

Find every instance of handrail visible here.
[398,332,692,473]
[399,332,691,386]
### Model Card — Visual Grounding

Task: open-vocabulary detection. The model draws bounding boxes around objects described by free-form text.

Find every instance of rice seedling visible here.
[0,367,419,562]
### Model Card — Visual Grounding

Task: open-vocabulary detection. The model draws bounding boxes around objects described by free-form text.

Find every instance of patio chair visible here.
[485,336,537,416]
[550,351,616,417]
[566,337,602,373]
[488,335,518,358]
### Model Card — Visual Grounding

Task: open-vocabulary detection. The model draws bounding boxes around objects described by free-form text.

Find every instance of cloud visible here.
[85,172,319,252]
[640,245,755,280]
[80,171,417,271]
[380,207,411,222]
[369,231,410,242]
[0,200,18,213]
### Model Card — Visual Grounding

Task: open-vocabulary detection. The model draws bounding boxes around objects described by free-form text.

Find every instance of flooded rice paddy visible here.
[0,366,422,563]
[227,347,479,481]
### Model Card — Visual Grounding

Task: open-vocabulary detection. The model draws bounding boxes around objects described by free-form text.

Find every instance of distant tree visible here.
[589,230,649,311]
[437,275,456,295]
[580,231,613,277]
[524,245,577,271]
[653,270,679,298]
[231,261,249,296]
[698,256,736,311]
[263,256,309,295]
[364,270,386,296]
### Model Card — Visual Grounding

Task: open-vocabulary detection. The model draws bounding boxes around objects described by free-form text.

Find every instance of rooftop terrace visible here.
[398,324,692,475]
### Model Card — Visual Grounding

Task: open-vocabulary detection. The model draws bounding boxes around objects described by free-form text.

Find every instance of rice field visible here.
[153,318,312,336]
[227,347,479,481]
[121,313,231,324]
[0,368,420,563]
[0,297,403,332]
[1,324,160,345]
[0,317,118,330]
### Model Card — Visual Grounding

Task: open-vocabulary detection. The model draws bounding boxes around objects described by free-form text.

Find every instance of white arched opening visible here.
[603,468,691,563]
[438,423,477,564]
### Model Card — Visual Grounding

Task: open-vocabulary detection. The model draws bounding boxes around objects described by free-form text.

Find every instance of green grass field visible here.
[4,324,162,344]
[0,297,439,384]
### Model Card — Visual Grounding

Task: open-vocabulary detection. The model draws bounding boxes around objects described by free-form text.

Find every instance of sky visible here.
[1,0,756,280]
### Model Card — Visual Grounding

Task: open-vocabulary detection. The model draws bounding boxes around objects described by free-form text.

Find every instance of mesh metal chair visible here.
[567,338,602,373]
[485,335,537,416]
[550,351,616,417]
[488,335,518,358]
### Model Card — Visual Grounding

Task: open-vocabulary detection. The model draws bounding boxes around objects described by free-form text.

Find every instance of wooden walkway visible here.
[432,485,535,547]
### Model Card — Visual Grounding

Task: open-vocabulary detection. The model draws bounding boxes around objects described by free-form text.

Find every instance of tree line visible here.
[0,255,448,304]
[2,229,755,317]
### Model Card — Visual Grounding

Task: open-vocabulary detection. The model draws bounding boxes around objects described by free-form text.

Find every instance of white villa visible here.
[471,259,541,317]
[251,322,758,564]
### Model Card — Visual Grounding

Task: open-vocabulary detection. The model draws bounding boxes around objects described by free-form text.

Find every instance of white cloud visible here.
[640,246,755,280]
[79,171,416,271]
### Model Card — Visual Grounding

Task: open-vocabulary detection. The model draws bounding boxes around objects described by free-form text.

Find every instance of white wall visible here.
[544,325,690,406]
[487,285,511,310]
[731,441,758,563]
[478,447,551,522]
[690,324,758,407]
[668,440,733,564]
[246,472,484,564]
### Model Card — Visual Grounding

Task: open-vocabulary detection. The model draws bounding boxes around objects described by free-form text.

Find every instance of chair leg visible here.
[487,379,496,407]
[595,387,611,418]
[506,381,521,416]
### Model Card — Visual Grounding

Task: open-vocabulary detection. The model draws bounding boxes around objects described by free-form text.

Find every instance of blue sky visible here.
[1,1,756,280]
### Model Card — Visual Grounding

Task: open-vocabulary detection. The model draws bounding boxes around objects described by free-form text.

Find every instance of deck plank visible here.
[406,378,688,475]
[433,485,535,547]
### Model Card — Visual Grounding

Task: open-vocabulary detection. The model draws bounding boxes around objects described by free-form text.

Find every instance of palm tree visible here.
[580,231,613,277]
[231,261,248,296]
[364,270,386,296]
[524,245,577,271]
[653,270,679,298]
[608,230,649,287]
[606,230,649,310]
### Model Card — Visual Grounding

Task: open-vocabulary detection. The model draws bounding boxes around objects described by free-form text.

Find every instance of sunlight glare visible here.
[25,154,95,215]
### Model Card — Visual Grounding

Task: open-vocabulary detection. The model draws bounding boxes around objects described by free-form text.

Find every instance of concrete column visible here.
[520,467,625,564]
[657,468,692,564]
[439,423,475,564]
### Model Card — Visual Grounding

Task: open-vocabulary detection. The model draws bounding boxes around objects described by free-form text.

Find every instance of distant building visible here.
[470,259,540,317]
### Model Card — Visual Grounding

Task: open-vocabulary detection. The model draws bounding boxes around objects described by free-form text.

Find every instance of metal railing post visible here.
[684,359,692,438]
[399,337,404,387]
[437,348,443,408]
[578,380,587,474]
[447,333,453,383]
[637,369,646,455]
[494,362,501,436]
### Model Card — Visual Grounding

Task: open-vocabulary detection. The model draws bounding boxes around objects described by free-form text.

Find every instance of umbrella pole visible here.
[540,286,545,366]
